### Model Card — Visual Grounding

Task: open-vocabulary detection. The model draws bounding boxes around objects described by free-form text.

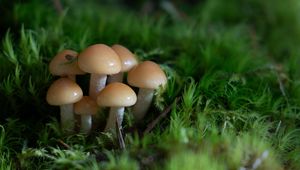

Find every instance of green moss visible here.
[165,151,225,170]
[0,0,300,169]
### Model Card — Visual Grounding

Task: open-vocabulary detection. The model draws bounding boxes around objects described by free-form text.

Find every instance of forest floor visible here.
[0,0,300,169]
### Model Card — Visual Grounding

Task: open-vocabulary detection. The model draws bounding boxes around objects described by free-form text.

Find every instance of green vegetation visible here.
[0,0,300,169]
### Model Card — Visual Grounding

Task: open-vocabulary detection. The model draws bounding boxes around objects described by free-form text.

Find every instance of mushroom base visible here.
[89,74,107,100]
[132,88,154,121]
[60,104,75,133]
[104,107,125,131]
[80,115,92,134]
[107,72,124,84]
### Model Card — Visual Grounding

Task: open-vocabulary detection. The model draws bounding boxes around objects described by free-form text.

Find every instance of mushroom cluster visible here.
[46,44,167,134]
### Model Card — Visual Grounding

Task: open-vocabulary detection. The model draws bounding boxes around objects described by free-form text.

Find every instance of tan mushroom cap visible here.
[78,44,121,75]
[74,96,98,115]
[127,61,167,89]
[97,82,137,107]
[111,44,138,72]
[46,78,83,106]
[49,50,86,76]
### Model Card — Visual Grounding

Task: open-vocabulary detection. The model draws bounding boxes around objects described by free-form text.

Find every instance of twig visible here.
[144,97,179,134]
[251,150,269,169]
[275,71,289,103]
[238,150,269,170]
[116,120,125,150]
[57,139,70,149]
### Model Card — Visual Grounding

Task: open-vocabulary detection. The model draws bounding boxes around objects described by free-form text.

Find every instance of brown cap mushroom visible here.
[47,78,83,106]
[46,77,83,133]
[127,61,167,89]
[97,82,137,131]
[127,61,167,121]
[74,96,98,134]
[97,82,137,107]
[78,44,121,99]
[49,50,85,81]
[74,96,98,116]
[107,44,138,83]
[78,44,121,75]
[111,44,138,72]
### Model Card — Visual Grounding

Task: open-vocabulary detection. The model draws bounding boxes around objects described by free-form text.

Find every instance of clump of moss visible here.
[0,0,300,169]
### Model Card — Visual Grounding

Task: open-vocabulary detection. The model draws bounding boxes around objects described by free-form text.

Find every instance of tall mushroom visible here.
[49,49,86,81]
[74,96,98,134]
[97,82,137,131]
[127,61,167,121]
[78,44,121,100]
[46,78,83,133]
[107,44,138,83]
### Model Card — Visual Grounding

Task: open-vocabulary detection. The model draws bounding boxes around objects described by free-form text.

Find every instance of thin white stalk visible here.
[89,74,107,100]
[104,107,125,131]
[132,88,154,121]
[60,104,75,133]
[252,150,269,169]
[67,75,76,81]
[107,72,124,84]
[80,115,92,134]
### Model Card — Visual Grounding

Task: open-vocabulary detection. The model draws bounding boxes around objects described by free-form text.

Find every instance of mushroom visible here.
[107,44,138,83]
[97,82,137,131]
[78,44,121,100]
[74,96,98,134]
[127,61,167,121]
[46,78,83,133]
[49,49,86,81]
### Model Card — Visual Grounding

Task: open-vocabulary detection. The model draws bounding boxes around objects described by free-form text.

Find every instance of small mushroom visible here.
[127,61,167,121]
[49,49,86,81]
[74,96,98,134]
[78,44,121,100]
[107,44,138,83]
[97,82,137,131]
[46,78,83,133]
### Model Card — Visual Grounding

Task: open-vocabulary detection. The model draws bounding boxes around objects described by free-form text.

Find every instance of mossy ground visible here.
[1,0,300,169]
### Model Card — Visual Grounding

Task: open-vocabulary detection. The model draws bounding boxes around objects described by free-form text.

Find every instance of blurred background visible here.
[1,0,300,58]
[2,0,200,36]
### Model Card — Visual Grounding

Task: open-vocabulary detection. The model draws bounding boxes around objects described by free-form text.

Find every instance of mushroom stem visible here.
[107,72,124,83]
[67,75,76,81]
[80,115,92,134]
[132,88,154,121]
[60,104,75,133]
[104,107,125,131]
[89,74,107,100]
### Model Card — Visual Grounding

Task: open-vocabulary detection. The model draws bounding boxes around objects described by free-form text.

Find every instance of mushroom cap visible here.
[111,44,138,72]
[78,44,121,75]
[46,78,83,106]
[127,61,167,89]
[49,50,86,76]
[97,82,137,107]
[74,96,98,115]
